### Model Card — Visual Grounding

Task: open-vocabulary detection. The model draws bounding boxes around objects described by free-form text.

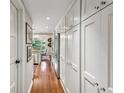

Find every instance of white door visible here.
[10,2,18,93]
[81,0,100,21]
[101,4,113,93]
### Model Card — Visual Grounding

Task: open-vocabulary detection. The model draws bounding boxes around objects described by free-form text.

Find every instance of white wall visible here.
[24,9,33,93]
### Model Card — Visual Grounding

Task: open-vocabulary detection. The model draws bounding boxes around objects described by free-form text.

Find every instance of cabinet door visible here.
[100,0,113,9]
[72,25,80,93]
[67,8,74,30]
[73,0,80,26]
[81,4,113,93]
[65,31,73,93]
[81,0,100,21]
[81,12,101,93]
[62,17,66,32]
[101,4,113,93]
[60,33,65,83]
[66,25,80,93]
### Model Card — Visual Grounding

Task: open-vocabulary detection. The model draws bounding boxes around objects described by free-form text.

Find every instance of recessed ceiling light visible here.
[45,26,49,28]
[46,17,50,20]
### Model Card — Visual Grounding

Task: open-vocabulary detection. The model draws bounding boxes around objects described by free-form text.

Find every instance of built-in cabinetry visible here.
[60,32,66,84]
[81,0,113,21]
[65,25,80,93]
[65,0,80,31]
[54,0,113,93]
[81,4,113,93]
[57,1,81,92]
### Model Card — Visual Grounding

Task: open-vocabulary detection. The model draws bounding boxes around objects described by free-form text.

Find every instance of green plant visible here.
[32,39,42,50]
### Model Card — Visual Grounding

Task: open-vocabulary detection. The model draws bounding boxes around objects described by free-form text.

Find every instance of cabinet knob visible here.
[101,1,106,5]
[100,88,106,92]
[94,82,99,86]
[96,6,99,9]
[94,6,99,10]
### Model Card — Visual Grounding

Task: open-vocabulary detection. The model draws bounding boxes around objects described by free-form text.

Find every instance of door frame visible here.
[10,0,24,93]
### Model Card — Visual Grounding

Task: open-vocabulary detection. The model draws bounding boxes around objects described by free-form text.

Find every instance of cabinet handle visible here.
[94,83,99,86]
[100,88,106,92]
[94,6,99,10]
[96,6,99,9]
[101,1,106,5]
[72,67,78,72]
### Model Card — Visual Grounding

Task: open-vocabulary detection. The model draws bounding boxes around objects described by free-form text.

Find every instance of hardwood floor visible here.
[31,61,64,93]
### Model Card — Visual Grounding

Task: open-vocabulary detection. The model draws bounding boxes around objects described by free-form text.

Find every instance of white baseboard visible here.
[66,88,71,93]
[60,78,68,93]
[27,80,33,93]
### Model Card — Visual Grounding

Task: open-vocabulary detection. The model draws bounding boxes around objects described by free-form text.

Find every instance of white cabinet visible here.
[101,4,113,93]
[65,30,73,92]
[65,0,80,31]
[60,18,66,33]
[71,25,80,93]
[66,8,74,30]
[81,12,101,93]
[100,0,113,9]
[65,25,80,93]
[60,32,66,84]
[73,0,80,26]
[81,0,100,21]
[81,0,113,21]
[81,4,113,93]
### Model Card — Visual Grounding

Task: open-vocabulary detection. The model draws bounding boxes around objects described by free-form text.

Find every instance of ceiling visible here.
[22,0,73,33]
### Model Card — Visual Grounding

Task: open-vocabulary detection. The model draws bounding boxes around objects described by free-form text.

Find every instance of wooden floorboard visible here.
[31,60,64,93]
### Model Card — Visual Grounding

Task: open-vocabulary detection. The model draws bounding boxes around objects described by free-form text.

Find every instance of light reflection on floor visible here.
[41,61,47,71]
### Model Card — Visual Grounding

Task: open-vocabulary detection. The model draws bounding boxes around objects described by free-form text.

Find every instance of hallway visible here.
[31,61,64,93]
[10,0,113,93]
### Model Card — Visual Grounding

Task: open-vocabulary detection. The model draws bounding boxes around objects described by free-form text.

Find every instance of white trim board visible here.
[60,78,67,93]
[27,80,33,93]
